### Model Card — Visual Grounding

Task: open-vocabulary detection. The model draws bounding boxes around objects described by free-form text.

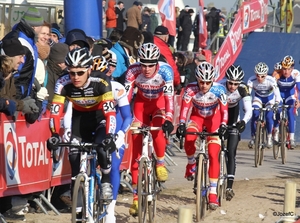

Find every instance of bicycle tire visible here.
[196,154,207,222]
[138,157,148,223]
[217,151,227,207]
[0,214,7,223]
[72,174,87,223]
[93,180,106,223]
[254,121,262,167]
[273,140,280,160]
[148,157,158,223]
[280,120,287,164]
[259,127,265,166]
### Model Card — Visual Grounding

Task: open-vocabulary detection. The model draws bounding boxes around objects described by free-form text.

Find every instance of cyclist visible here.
[273,56,300,149]
[48,47,117,200]
[272,62,283,80]
[218,64,252,201]
[247,62,282,148]
[124,43,174,216]
[176,62,228,210]
[92,55,132,222]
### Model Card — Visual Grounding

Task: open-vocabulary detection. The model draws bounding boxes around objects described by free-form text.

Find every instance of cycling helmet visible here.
[225,64,244,81]
[92,55,109,72]
[281,55,294,68]
[138,43,160,62]
[254,62,269,75]
[274,62,282,71]
[65,47,93,68]
[195,62,216,81]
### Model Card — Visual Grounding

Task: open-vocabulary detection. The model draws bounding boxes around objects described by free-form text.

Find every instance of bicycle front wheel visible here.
[148,157,159,223]
[280,120,287,164]
[217,151,227,207]
[138,157,149,223]
[254,121,262,167]
[72,174,87,223]
[196,154,207,222]
[259,127,265,166]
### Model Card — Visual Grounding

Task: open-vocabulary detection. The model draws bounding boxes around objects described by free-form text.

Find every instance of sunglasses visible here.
[256,74,266,78]
[199,81,212,85]
[68,68,88,76]
[227,81,240,86]
[141,63,156,68]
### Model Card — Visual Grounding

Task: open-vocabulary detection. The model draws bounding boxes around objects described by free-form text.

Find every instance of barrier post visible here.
[178,206,192,223]
[282,181,296,223]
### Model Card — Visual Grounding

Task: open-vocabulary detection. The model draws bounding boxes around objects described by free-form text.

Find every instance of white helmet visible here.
[225,65,244,81]
[65,47,93,68]
[195,62,216,81]
[274,62,282,71]
[138,43,160,62]
[254,62,269,75]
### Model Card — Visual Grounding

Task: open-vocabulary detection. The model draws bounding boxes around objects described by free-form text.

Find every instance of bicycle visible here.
[179,130,225,222]
[48,139,114,223]
[252,106,273,167]
[273,103,291,164]
[130,126,163,223]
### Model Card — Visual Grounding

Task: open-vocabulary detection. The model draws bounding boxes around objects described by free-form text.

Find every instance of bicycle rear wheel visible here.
[138,157,149,223]
[148,157,159,223]
[254,121,262,167]
[280,120,287,164]
[72,174,87,223]
[196,154,207,222]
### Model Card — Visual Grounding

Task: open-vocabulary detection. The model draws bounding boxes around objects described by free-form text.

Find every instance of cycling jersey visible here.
[276,69,300,100]
[247,75,281,102]
[125,61,174,121]
[218,79,252,124]
[179,82,228,124]
[50,74,116,135]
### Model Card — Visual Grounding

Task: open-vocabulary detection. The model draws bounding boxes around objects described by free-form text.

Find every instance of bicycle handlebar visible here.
[130,126,162,131]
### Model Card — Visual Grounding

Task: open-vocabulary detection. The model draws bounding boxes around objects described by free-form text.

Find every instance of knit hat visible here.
[49,43,69,64]
[22,7,44,27]
[51,28,63,39]
[1,38,25,57]
[196,54,206,62]
[65,29,90,49]
[108,50,117,67]
[154,26,169,35]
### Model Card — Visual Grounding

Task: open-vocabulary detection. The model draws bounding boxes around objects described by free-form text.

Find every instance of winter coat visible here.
[126,5,142,29]
[106,0,117,28]
[115,6,125,31]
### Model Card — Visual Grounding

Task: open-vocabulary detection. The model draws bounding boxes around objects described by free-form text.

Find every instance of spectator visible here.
[174,52,187,87]
[65,29,90,50]
[0,38,39,223]
[176,5,190,51]
[184,51,197,84]
[194,53,207,66]
[141,7,151,32]
[45,43,69,103]
[126,1,142,29]
[51,27,63,44]
[111,26,144,84]
[206,7,220,54]
[115,1,126,32]
[149,8,158,34]
[106,0,117,38]
[142,30,154,43]
[108,29,123,44]
[3,7,44,100]
[153,25,180,89]
[181,8,194,51]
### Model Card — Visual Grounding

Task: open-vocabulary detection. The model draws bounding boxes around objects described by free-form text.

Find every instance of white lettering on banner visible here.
[19,136,49,168]
[214,50,231,79]
[229,26,242,54]
[250,9,261,21]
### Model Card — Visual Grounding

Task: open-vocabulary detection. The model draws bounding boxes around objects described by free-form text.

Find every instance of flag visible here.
[158,0,176,36]
[286,0,294,33]
[198,0,208,49]
[280,0,287,22]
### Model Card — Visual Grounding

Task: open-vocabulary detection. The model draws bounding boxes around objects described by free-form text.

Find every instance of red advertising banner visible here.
[0,111,71,197]
[242,0,268,34]
[0,112,52,197]
[214,10,243,81]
